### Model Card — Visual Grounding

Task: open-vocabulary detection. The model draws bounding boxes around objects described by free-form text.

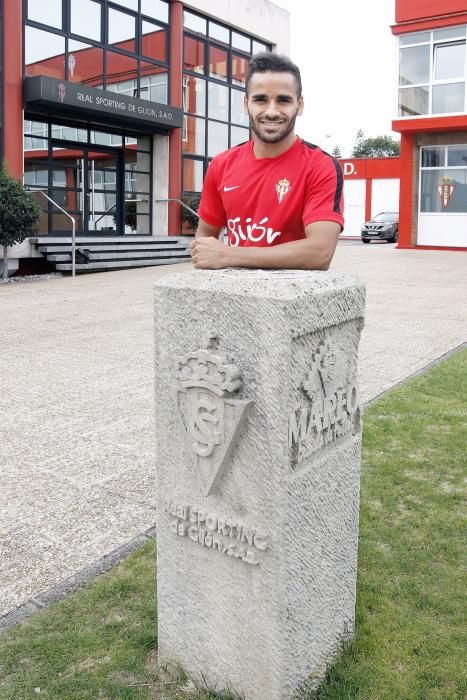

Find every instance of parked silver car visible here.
[361,212,398,243]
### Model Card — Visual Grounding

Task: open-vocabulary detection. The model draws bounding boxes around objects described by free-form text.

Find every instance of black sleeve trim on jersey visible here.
[302,139,318,150]
[332,158,344,214]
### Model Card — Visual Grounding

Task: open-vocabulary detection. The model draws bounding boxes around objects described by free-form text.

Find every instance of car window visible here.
[372,212,398,222]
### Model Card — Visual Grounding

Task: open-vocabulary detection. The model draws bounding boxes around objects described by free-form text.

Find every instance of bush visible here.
[181,194,201,233]
[0,165,42,278]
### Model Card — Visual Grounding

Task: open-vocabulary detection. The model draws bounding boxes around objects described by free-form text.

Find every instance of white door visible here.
[343,180,366,237]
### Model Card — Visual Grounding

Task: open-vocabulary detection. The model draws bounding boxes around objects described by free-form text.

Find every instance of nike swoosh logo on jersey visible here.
[223,185,240,191]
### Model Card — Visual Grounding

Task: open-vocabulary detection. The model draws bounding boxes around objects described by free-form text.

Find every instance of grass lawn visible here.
[0,350,465,699]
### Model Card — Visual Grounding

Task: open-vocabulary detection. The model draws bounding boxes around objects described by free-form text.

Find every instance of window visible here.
[141,0,168,24]
[182,17,271,196]
[182,116,205,155]
[70,0,101,42]
[230,88,248,126]
[139,69,168,103]
[432,83,465,114]
[183,158,204,192]
[111,0,138,10]
[67,40,103,87]
[434,42,465,80]
[208,121,228,157]
[25,27,66,79]
[209,22,229,45]
[184,11,206,35]
[398,27,467,117]
[28,0,62,29]
[420,145,467,213]
[184,36,205,74]
[108,7,136,52]
[142,21,166,63]
[24,1,169,103]
[399,45,430,85]
[183,75,206,116]
[208,82,228,121]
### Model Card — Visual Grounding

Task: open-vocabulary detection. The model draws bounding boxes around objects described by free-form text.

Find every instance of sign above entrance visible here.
[23,76,183,132]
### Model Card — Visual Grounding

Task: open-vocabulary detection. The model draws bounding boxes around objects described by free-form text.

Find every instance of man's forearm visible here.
[226,237,333,270]
[191,220,340,270]
[195,220,222,239]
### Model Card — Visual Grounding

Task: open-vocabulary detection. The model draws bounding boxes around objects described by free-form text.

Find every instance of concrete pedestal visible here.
[154,269,365,699]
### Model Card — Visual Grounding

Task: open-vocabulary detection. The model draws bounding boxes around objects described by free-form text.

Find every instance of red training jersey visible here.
[198,136,344,247]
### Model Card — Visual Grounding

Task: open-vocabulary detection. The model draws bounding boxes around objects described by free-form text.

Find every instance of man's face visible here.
[244,71,304,144]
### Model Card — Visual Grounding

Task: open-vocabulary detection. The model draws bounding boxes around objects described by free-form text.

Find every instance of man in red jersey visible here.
[190,53,344,270]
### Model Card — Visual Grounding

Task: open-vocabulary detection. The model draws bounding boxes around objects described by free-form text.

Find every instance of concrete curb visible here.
[362,341,466,411]
[0,527,157,634]
[1,343,465,636]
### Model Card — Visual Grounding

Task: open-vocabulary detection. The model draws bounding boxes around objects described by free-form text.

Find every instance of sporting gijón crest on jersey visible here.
[198,137,344,247]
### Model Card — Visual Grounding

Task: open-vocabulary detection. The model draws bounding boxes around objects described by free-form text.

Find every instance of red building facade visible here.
[0,0,276,239]
[392,0,467,249]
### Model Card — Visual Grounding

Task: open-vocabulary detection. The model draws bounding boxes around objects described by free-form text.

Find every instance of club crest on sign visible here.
[276,177,291,204]
[176,337,251,496]
[58,83,66,103]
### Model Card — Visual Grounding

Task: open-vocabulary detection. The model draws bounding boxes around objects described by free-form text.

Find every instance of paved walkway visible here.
[1,243,466,622]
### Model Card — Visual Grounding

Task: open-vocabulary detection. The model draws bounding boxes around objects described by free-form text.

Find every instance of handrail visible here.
[155,197,199,219]
[93,201,116,228]
[93,198,149,228]
[29,189,76,278]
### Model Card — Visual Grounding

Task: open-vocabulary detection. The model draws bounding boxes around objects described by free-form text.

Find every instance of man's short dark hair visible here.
[246,53,302,97]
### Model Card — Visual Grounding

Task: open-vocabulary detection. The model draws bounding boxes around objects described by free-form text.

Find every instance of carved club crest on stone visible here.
[176,336,251,496]
[303,339,344,399]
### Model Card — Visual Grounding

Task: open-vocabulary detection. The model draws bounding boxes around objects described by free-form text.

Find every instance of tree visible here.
[331,145,342,158]
[352,133,400,158]
[0,165,41,279]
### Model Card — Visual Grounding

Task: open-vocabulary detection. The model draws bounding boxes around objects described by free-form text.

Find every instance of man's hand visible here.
[191,236,233,269]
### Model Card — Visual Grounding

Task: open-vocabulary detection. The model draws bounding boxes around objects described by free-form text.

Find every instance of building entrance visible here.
[24,120,153,236]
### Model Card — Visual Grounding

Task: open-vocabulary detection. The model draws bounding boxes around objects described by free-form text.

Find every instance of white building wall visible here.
[185,0,290,53]
[418,214,467,247]
[371,178,400,218]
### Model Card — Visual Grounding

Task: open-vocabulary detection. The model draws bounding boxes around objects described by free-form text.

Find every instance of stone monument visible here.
[154,269,365,699]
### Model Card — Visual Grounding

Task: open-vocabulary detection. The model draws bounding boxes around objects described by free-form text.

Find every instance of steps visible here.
[31,235,193,273]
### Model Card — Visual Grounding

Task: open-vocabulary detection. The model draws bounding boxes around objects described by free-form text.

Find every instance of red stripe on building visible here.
[168,0,183,235]
[3,0,22,178]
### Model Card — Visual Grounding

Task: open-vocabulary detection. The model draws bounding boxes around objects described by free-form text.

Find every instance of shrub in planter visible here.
[0,165,41,279]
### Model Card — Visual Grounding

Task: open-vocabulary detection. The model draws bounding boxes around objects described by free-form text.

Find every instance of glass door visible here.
[50,143,123,234]
[87,148,122,232]
[50,145,85,233]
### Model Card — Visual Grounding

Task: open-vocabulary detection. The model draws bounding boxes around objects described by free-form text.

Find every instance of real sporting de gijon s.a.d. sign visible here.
[166,334,359,567]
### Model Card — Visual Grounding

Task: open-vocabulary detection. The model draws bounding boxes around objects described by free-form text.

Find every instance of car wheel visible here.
[362,239,370,244]
[389,228,398,243]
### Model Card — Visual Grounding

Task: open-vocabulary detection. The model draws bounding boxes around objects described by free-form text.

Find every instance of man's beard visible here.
[248,110,298,144]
